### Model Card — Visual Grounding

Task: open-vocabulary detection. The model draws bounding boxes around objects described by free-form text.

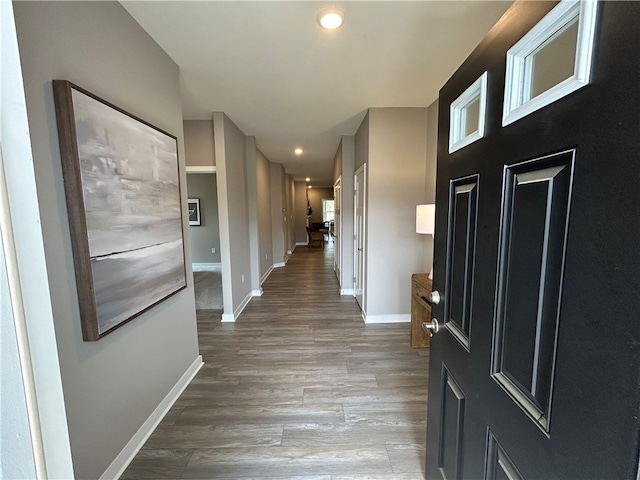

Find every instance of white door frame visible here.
[353,164,366,312]
[333,177,341,282]
[1,2,74,476]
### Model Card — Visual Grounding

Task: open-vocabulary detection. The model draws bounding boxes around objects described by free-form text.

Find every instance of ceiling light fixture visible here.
[294,147,303,155]
[317,8,344,30]
[305,177,311,182]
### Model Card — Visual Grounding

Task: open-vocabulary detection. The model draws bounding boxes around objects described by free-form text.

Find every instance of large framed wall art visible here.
[53,80,187,341]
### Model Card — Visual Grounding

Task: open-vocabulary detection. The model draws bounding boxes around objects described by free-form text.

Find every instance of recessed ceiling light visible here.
[305,177,311,182]
[317,8,344,30]
[294,148,303,155]
[308,185,313,189]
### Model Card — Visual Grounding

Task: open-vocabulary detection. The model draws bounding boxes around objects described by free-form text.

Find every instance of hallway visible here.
[123,245,429,479]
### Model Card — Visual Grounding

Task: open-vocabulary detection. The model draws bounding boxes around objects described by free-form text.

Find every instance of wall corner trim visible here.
[363,314,411,324]
[99,355,203,480]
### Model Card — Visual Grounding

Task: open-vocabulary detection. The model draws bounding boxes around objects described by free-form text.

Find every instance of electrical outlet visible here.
[241,274,245,283]
[211,247,216,254]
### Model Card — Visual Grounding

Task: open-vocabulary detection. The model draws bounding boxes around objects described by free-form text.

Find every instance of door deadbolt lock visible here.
[429,290,441,305]
[422,318,440,337]
[420,290,441,306]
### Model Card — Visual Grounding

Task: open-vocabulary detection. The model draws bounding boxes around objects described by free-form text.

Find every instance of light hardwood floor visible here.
[123,244,430,480]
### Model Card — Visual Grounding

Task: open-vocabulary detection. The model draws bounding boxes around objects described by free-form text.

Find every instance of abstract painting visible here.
[53,80,186,341]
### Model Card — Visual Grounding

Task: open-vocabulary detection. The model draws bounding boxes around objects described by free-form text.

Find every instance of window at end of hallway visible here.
[323,199,335,222]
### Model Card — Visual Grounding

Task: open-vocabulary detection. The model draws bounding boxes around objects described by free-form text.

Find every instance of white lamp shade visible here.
[416,204,436,235]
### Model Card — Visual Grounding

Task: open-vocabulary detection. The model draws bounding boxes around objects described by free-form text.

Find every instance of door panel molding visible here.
[438,365,466,480]
[484,429,524,480]
[491,149,575,433]
[445,174,479,351]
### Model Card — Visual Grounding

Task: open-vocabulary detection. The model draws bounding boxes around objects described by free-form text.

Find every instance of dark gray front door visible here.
[426,1,640,478]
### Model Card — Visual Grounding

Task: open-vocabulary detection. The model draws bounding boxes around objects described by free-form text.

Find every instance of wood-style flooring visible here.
[122,244,430,480]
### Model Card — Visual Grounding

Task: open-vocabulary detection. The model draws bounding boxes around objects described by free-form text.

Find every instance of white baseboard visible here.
[364,313,411,324]
[340,289,354,295]
[100,356,203,480]
[273,261,286,268]
[286,250,293,255]
[221,291,252,322]
[295,242,307,246]
[192,263,222,272]
[252,288,263,296]
[260,265,274,285]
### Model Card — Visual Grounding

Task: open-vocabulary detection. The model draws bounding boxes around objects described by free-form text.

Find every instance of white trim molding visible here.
[252,289,263,297]
[192,263,222,272]
[502,0,598,126]
[273,261,286,268]
[185,165,216,174]
[340,288,354,296]
[449,71,488,153]
[100,356,203,480]
[221,313,235,322]
[363,314,411,324]
[221,291,252,323]
[260,265,274,285]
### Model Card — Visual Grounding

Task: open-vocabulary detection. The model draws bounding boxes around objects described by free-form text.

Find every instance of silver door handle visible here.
[420,290,441,306]
[422,318,440,337]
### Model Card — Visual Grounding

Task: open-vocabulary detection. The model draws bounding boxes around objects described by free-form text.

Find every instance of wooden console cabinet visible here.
[411,273,432,348]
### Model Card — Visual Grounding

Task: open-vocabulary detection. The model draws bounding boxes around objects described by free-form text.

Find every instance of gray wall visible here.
[294,181,308,244]
[333,136,355,293]
[422,99,439,272]
[184,120,215,166]
[186,174,221,264]
[244,137,261,293]
[270,163,286,264]
[213,112,252,315]
[13,2,200,478]
[355,111,370,170]
[256,149,273,279]
[285,175,295,254]
[366,108,428,317]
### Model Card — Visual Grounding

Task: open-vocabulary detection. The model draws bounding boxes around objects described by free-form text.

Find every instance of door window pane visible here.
[527,18,579,100]
[449,72,488,153]
[502,0,598,126]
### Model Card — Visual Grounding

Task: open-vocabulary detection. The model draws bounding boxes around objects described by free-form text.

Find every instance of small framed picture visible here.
[188,198,201,226]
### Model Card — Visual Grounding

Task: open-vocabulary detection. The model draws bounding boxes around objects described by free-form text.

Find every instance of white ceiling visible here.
[121,1,512,186]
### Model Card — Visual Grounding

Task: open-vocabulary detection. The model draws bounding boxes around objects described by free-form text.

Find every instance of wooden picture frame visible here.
[188,198,201,226]
[52,80,187,341]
